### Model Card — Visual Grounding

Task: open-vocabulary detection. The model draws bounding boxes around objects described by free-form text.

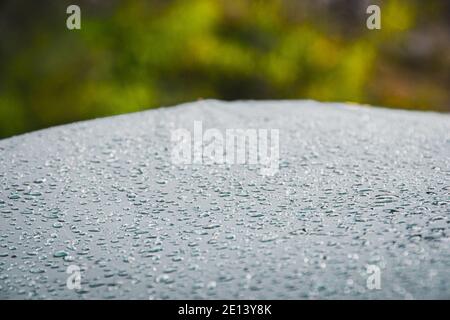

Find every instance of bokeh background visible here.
[0,0,449,138]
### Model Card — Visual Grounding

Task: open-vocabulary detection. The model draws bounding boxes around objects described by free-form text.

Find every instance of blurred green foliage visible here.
[0,0,449,138]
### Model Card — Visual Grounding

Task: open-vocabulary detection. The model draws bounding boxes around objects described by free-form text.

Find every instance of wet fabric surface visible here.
[0,100,449,299]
